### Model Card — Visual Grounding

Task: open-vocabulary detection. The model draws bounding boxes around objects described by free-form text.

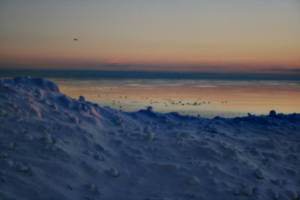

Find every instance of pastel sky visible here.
[0,0,299,73]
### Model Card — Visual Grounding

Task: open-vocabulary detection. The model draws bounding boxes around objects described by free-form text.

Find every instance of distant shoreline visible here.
[1,69,300,80]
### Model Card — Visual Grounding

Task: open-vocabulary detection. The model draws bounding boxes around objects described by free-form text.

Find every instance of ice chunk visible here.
[0,109,8,117]
[269,110,277,117]
[17,164,29,173]
[270,190,279,200]
[79,95,85,102]
[188,176,200,185]
[22,135,33,142]
[254,169,264,179]
[57,95,73,108]
[94,153,104,161]
[147,106,153,111]
[242,185,253,196]
[86,183,95,190]
[232,189,240,196]
[271,179,281,185]
[109,168,119,177]
[43,133,53,144]
[1,142,14,150]
[145,132,155,141]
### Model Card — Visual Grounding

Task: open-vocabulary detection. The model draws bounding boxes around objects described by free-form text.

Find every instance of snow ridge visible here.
[0,76,299,200]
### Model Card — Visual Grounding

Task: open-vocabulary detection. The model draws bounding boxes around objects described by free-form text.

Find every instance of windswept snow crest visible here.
[0,76,300,200]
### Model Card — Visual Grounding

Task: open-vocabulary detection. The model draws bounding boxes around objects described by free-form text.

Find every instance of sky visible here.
[0,0,299,74]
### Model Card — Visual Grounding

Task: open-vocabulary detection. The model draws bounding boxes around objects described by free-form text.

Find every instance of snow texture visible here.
[0,76,300,200]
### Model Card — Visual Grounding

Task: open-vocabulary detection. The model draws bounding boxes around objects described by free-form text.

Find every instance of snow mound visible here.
[12,76,60,92]
[0,77,300,200]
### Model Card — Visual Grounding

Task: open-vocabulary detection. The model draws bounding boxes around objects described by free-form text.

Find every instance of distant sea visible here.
[2,69,300,118]
[1,69,300,80]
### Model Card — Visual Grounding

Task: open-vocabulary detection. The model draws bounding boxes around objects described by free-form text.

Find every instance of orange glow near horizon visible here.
[1,55,299,74]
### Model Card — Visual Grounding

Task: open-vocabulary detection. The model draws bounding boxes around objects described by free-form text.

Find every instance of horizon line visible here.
[1,69,300,81]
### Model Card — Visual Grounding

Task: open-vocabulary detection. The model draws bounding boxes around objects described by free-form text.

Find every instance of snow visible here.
[0,76,300,200]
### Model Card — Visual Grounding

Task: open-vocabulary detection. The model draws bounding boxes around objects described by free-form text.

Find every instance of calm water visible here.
[51,78,300,118]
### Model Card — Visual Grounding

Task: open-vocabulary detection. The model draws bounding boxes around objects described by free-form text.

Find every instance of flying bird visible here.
[74,38,78,41]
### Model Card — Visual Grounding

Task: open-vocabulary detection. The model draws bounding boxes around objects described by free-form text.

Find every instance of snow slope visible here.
[0,76,299,200]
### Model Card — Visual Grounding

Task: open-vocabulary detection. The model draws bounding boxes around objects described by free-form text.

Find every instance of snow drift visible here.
[0,76,299,200]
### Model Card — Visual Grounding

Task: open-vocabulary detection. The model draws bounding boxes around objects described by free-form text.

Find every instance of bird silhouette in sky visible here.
[74,38,78,41]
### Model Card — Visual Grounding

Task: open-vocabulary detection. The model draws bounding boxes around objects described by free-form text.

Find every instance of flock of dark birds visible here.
[89,93,229,110]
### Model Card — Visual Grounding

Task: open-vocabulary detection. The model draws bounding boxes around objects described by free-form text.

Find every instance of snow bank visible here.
[0,76,299,200]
